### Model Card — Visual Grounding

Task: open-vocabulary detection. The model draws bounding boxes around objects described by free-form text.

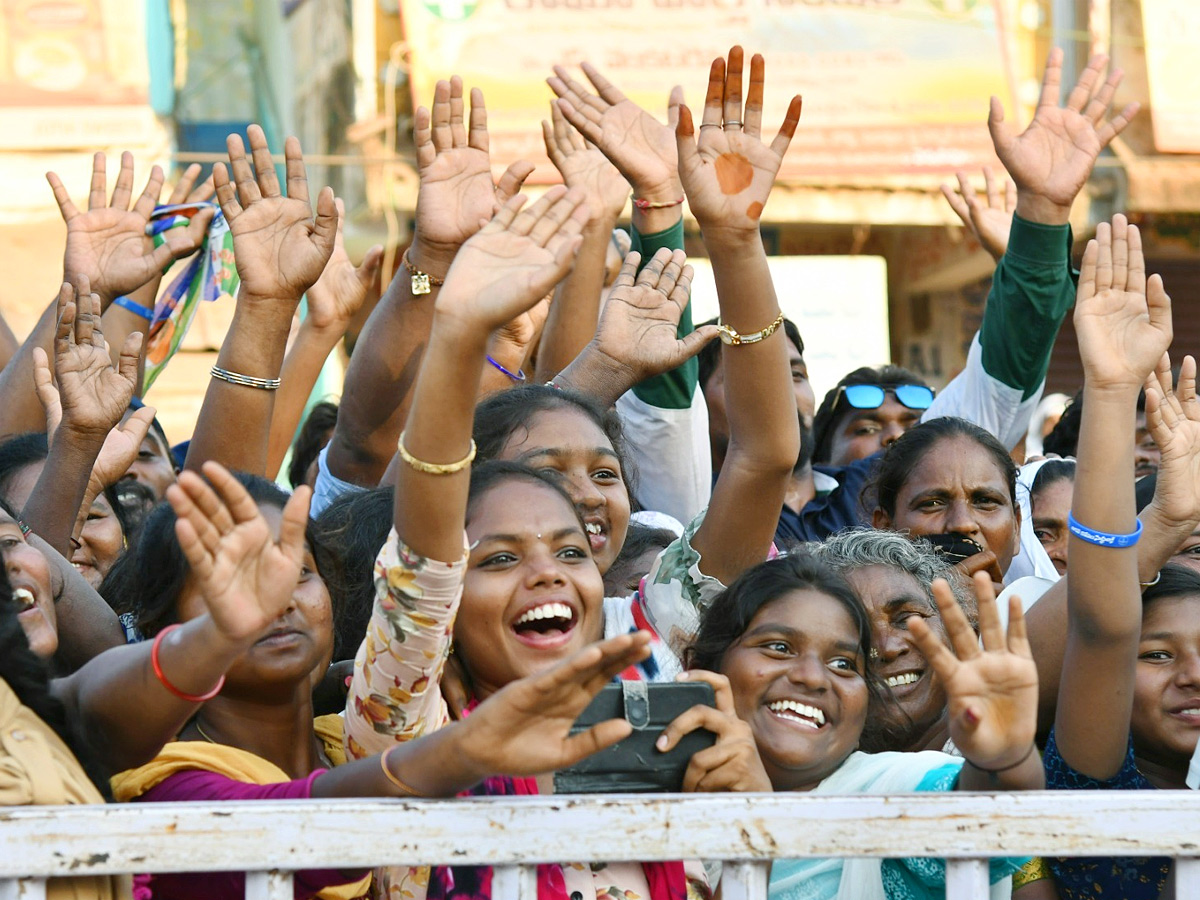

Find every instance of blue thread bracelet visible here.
[112,296,152,321]
[486,355,526,383]
[1067,512,1143,548]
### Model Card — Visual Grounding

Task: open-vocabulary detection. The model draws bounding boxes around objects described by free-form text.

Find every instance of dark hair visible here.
[603,522,677,596]
[101,472,313,637]
[104,479,157,543]
[1031,459,1076,501]
[1042,391,1082,458]
[311,462,586,663]
[0,563,111,794]
[696,316,804,392]
[465,460,584,530]
[288,401,339,489]
[311,486,394,662]
[1143,563,1200,605]
[686,552,878,697]
[129,397,172,454]
[811,365,930,465]
[0,432,48,504]
[870,417,1018,520]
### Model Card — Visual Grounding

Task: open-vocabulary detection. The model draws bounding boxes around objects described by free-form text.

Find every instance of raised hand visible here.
[548,63,682,205]
[588,249,719,384]
[1074,214,1172,393]
[542,101,630,222]
[413,77,535,271]
[48,152,214,302]
[458,631,653,777]
[168,162,216,207]
[1143,354,1200,528]
[213,125,337,303]
[305,198,384,333]
[676,47,802,235]
[940,167,1015,261]
[32,278,140,443]
[656,670,772,792]
[166,461,311,644]
[908,574,1038,771]
[434,186,588,333]
[989,49,1138,225]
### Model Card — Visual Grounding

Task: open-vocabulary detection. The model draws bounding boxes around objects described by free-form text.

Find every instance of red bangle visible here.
[632,196,684,210]
[151,624,226,702]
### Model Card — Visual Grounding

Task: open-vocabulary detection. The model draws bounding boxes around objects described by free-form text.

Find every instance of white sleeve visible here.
[616,382,712,524]
[922,333,1044,451]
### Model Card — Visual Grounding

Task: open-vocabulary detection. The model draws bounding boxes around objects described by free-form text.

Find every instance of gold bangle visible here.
[716,311,785,346]
[396,431,476,476]
[380,743,426,797]
[402,248,445,296]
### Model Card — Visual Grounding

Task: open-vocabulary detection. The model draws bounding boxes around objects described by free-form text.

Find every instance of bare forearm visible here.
[535,217,616,382]
[0,299,60,438]
[57,614,248,771]
[101,275,159,396]
[28,533,122,671]
[394,314,485,562]
[20,431,101,558]
[959,750,1045,791]
[184,299,295,475]
[266,320,342,479]
[327,241,451,486]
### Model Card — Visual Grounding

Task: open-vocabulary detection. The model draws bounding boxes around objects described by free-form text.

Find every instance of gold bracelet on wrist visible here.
[380,743,426,797]
[402,248,445,296]
[396,431,476,475]
[716,310,785,346]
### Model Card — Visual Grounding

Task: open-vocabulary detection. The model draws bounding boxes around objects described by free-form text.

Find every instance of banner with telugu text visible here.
[397,0,1015,181]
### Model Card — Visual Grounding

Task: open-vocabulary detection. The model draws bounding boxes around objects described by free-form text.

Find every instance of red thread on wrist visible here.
[151,624,225,702]
[632,196,685,211]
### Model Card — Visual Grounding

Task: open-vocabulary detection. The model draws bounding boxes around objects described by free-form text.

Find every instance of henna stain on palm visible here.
[746,201,764,220]
[714,153,754,195]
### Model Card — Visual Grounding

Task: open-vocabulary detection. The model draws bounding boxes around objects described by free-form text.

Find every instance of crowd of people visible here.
[2,43,1196,900]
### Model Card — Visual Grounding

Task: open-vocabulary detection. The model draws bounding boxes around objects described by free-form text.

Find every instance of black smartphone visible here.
[553,681,717,793]
[924,532,986,565]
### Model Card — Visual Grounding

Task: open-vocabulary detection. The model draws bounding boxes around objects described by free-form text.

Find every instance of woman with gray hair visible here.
[809,529,972,756]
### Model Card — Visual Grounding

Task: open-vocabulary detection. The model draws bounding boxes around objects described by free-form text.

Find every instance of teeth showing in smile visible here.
[768,700,825,728]
[514,602,574,626]
[585,522,602,536]
[13,588,34,611]
[886,673,921,688]
[1177,708,1200,717]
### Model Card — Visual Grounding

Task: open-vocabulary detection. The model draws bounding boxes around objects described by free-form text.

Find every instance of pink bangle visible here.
[151,624,226,702]
[632,196,684,210]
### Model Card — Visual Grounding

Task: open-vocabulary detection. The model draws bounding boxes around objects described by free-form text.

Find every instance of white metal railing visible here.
[3,792,1200,900]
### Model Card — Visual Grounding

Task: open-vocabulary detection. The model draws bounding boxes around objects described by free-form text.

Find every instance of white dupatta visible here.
[768,751,1013,900]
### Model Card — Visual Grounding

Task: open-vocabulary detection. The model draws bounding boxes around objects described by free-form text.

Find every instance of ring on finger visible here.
[723,120,743,128]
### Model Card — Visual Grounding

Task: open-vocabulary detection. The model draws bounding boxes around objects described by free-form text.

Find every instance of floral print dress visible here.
[344,521,722,900]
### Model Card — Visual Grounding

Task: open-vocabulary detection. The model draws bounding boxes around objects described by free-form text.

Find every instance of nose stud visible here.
[869,648,879,661]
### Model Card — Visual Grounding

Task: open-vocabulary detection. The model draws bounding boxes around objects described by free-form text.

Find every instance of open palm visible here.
[909,574,1039,770]
[543,102,630,220]
[213,126,337,302]
[549,63,680,198]
[592,249,718,383]
[1143,355,1200,526]
[306,198,384,332]
[676,49,801,234]
[168,462,311,644]
[989,49,1138,214]
[49,151,213,301]
[414,77,533,255]
[436,187,588,333]
[1074,215,1172,392]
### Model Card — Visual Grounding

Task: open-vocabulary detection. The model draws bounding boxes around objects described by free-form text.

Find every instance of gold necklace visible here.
[192,719,219,744]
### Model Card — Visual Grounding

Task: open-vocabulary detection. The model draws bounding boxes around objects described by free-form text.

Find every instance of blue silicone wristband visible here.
[112,295,153,321]
[1067,512,1143,548]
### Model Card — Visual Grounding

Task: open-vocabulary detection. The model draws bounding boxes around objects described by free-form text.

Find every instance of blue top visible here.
[1043,728,1170,899]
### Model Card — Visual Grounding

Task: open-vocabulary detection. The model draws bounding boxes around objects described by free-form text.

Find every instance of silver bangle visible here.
[210,365,281,391]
